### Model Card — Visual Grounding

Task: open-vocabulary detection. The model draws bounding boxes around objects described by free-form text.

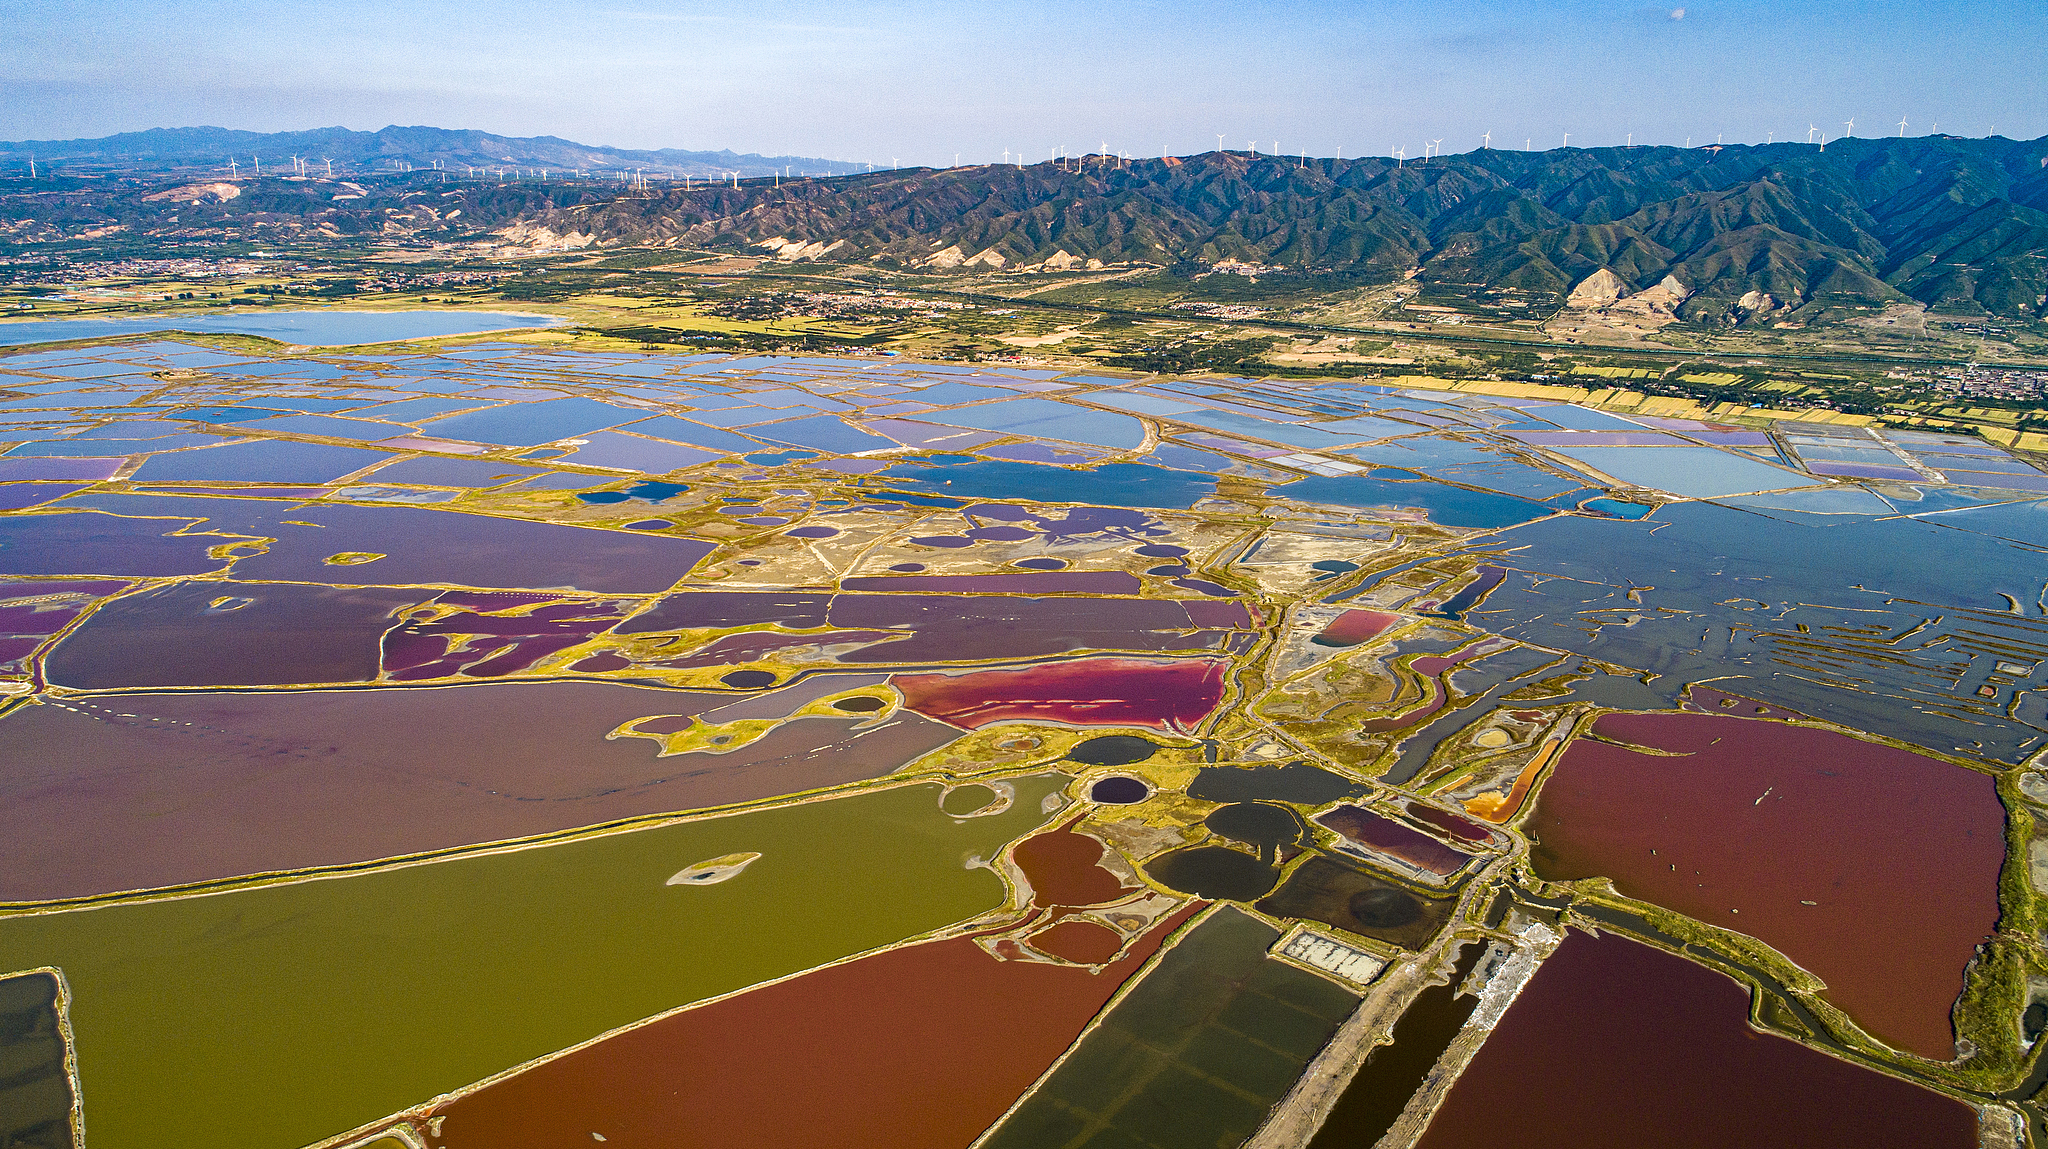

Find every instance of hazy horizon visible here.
[5,0,2043,168]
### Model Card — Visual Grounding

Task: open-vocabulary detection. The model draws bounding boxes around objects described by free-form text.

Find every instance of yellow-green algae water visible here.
[0,776,1065,1148]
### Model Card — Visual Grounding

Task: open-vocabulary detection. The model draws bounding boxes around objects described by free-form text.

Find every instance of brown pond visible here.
[1413,930,1978,1149]
[1026,919,1126,964]
[424,905,1203,1149]
[0,681,959,900]
[1528,711,2006,1060]
[1012,822,1131,908]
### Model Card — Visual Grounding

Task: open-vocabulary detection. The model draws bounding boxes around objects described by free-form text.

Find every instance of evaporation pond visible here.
[0,310,563,347]
[0,775,1066,1149]
[881,459,1215,509]
[1528,711,2004,1060]
[1415,930,1976,1149]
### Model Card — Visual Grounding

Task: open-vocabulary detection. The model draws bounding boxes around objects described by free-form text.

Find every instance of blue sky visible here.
[3,0,2041,162]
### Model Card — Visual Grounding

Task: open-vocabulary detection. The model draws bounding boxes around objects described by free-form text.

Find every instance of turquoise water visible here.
[0,310,563,348]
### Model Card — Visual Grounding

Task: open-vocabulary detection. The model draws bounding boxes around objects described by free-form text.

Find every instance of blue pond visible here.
[1581,498,1654,519]
[0,310,562,348]
[880,459,1216,509]
[1270,473,1550,529]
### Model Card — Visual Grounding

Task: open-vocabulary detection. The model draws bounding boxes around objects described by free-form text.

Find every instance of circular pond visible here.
[1089,776,1152,804]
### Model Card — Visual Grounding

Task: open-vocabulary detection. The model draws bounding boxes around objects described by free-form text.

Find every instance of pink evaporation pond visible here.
[1315,805,1474,878]
[1528,711,2006,1060]
[1311,609,1400,648]
[1403,801,1497,845]
[896,657,1228,732]
[1415,930,1977,1149]
[841,571,1142,594]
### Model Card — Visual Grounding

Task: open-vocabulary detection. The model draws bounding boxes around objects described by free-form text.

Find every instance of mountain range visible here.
[510,135,2048,321]
[5,127,2047,322]
[0,125,846,179]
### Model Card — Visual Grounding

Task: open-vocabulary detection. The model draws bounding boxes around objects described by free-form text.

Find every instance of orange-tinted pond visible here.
[1414,930,1978,1149]
[1528,711,2005,1059]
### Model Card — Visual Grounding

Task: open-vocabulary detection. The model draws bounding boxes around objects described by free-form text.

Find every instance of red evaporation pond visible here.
[1013,824,1130,907]
[426,905,1202,1149]
[1310,609,1400,648]
[1528,711,2006,1060]
[1415,930,1977,1149]
[1028,919,1126,964]
[1402,801,1495,844]
[1315,805,1474,877]
[895,657,1227,732]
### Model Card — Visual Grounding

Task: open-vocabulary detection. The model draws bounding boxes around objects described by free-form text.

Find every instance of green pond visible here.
[0,775,1065,1149]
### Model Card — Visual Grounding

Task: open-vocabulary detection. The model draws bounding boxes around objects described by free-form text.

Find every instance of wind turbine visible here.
[1807,123,1817,144]
[1002,148,1010,164]
[1216,133,1225,153]
[1561,131,1570,148]
[1897,116,1908,137]
[1395,145,1405,167]
[1843,118,1854,137]
[1626,132,1632,147]
[1431,138,1444,160]
[1481,131,1491,149]
[229,159,238,178]
[1248,140,1257,156]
